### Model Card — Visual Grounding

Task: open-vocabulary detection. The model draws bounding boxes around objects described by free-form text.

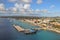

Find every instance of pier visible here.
[13,25,24,32]
[13,24,38,34]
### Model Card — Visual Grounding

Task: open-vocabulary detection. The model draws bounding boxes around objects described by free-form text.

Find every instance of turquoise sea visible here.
[0,18,60,40]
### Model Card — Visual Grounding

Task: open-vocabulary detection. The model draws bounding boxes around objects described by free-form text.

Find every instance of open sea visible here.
[0,18,60,40]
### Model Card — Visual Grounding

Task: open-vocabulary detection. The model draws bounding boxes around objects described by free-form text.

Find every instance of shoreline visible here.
[20,20,60,34]
[47,28,60,34]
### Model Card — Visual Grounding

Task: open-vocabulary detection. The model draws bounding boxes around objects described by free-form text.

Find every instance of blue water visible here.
[0,18,60,40]
[11,19,39,29]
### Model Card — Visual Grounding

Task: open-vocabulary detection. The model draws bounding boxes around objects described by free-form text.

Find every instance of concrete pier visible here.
[13,25,24,32]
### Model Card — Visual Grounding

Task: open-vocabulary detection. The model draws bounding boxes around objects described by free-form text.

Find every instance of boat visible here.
[24,29,38,34]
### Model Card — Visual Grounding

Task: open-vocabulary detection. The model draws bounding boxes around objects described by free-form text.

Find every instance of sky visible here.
[0,0,60,17]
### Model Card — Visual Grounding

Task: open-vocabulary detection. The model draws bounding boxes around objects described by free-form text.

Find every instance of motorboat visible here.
[24,29,38,34]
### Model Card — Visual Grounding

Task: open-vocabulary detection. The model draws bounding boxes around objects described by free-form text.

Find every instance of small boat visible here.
[24,29,38,34]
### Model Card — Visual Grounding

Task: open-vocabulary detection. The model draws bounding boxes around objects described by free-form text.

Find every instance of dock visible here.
[13,24,38,34]
[13,25,24,32]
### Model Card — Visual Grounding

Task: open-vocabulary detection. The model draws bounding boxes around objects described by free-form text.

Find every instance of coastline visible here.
[19,19,42,27]
[20,20,60,34]
[47,28,60,34]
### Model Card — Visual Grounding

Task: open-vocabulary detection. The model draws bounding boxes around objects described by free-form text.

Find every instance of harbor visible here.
[11,18,60,34]
[13,24,38,34]
[0,18,60,40]
[20,19,60,34]
[0,0,60,40]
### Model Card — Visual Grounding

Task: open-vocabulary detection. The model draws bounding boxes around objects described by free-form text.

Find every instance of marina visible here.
[0,18,60,40]
[13,24,38,34]
[0,0,60,40]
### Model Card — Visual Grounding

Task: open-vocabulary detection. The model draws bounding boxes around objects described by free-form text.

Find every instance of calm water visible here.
[11,19,39,29]
[0,18,60,40]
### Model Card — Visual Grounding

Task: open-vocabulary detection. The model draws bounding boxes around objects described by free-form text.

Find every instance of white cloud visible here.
[20,8,26,13]
[0,3,5,11]
[8,0,32,3]
[8,3,26,13]
[15,3,19,8]
[11,3,31,13]
[12,7,17,12]
[9,3,23,13]
[26,9,34,14]
[0,3,7,13]
[7,7,17,13]
[35,9,41,13]
[50,5,55,8]
[21,0,32,3]
[24,4,30,9]
[35,9,40,12]
[37,0,43,4]
[14,3,24,9]
[41,9,49,13]
[8,0,32,14]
